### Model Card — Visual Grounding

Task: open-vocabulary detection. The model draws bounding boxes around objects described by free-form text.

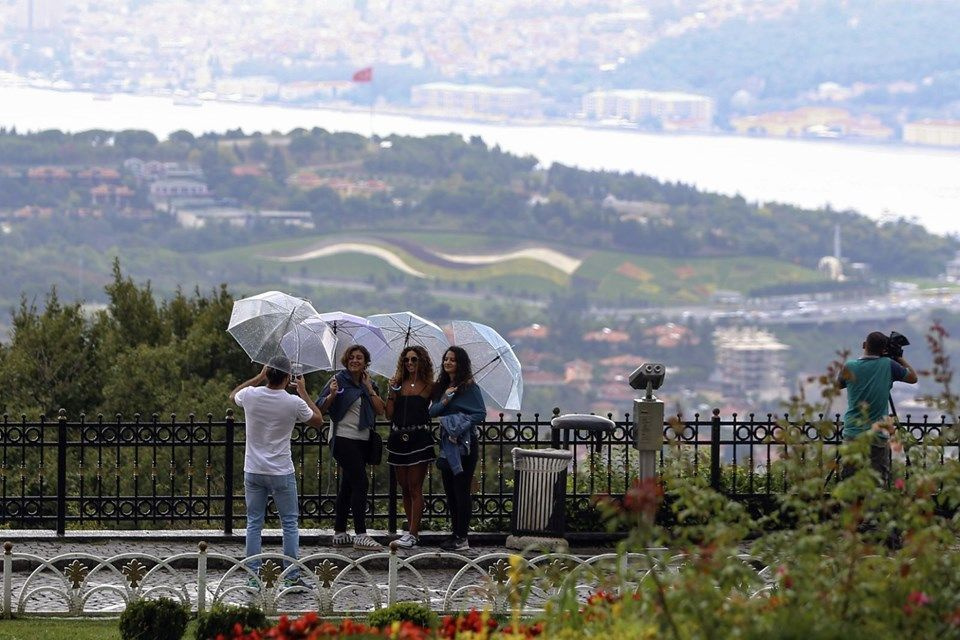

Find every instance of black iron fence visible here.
[0,409,957,534]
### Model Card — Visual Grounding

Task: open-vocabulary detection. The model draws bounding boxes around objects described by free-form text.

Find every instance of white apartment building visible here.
[17,0,64,31]
[411,82,541,117]
[582,89,714,130]
[903,120,960,147]
[713,328,789,404]
[149,179,209,200]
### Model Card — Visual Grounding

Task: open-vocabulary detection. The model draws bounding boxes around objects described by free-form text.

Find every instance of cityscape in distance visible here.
[1,0,959,420]
[2,0,960,146]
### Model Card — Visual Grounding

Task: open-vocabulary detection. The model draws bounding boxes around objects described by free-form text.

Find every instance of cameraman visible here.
[837,331,917,485]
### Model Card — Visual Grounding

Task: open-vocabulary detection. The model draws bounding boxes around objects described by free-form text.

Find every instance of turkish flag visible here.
[352,67,373,83]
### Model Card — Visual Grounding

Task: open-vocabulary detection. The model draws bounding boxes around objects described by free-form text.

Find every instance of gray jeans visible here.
[840,438,891,488]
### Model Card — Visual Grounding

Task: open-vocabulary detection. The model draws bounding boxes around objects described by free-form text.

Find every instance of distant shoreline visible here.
[1,80,951,153]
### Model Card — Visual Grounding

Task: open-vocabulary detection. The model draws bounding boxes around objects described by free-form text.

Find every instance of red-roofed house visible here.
[27,166,72,181]
[564,359,594,385]
[509,323,549,340]
[583,327,630,343]
[90,184,135,207]
[77,167,121,182]
[231,164,267,177]
[643,323,699,348]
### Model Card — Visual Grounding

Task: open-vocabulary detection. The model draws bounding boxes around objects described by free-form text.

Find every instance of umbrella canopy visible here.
[450,320,523,411]
[227,291,326,374]
[367,311,450,378]
[318,311,390,370]
[278,317,338,374]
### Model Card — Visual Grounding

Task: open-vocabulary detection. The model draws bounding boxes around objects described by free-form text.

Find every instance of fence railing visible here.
[0,542,776,617]
[0,409,956,534]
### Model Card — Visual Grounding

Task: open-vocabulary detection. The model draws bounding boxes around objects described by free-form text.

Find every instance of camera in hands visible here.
[884,331,909,359]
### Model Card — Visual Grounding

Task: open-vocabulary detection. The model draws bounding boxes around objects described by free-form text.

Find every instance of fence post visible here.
[550,407,561,448]
[224,410,235,536]
[3,541,11,619]
[387,464,398,534]
[387,542,397,606]
[710,409,721,491]
[197,541,207,614]
[57,409,67,536]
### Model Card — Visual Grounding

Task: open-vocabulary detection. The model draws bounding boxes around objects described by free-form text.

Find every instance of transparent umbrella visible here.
[318,311,391,370]
[278,317,338,374]
[450,320,523,411]
[367,311,450,377]
[227,291,329,374]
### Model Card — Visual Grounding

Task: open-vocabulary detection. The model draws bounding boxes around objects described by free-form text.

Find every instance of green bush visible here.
[195,603,268,640]
[367,601,438,630]
[118,597,189,640]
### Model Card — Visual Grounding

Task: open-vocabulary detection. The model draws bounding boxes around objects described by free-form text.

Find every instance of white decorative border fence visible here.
[2,541,775,618]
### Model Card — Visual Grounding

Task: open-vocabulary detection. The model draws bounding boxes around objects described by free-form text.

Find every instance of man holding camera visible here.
[230,355,325,586]
[838,331,917,485]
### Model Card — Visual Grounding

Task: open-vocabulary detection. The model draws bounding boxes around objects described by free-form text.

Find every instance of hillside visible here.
[0,127,955,322]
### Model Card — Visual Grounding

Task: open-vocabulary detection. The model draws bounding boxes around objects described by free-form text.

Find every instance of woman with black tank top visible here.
[385,345,436,549]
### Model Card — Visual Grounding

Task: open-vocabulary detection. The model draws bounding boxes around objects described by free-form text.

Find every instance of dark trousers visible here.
[440,440,478,539]
[333,436,370,534]
[840,438,891,488]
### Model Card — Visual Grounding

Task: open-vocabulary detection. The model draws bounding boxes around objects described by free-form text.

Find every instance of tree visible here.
[100,259,169,350]
[0,289,102,415]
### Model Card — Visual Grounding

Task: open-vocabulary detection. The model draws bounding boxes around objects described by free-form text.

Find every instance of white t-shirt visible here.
[235,386,314,475]
[335,398,370,441]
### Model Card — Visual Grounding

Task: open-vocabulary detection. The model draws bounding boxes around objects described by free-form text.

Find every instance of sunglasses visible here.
[403,356,419,363]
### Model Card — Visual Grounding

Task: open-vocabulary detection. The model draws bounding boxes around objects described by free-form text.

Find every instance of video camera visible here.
[885,331,910,359]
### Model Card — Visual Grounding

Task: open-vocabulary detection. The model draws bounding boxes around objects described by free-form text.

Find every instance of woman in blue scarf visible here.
[429,346,486,552]
[317,344,386,551]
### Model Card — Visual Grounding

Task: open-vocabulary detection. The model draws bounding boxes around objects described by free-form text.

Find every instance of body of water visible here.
[3,86,960,235]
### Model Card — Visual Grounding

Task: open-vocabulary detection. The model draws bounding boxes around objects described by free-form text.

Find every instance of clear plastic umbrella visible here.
[227,291,331,374]
[318,311,390,370]
[450,320,523,411]
[278,317,338,374]
[367,311,450,377]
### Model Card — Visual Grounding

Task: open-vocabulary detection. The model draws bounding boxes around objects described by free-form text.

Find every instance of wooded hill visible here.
[0,127,954,282]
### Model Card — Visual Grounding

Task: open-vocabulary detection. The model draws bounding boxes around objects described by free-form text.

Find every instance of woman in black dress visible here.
[385,345,436,549]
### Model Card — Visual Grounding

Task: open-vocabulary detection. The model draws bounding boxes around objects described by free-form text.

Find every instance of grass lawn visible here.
[0,618,198,640]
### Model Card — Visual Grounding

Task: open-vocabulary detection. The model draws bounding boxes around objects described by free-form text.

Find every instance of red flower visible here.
[438,609,498,639]
[776,565,794,590]
[908,591,931,606]
[894,478,905,491]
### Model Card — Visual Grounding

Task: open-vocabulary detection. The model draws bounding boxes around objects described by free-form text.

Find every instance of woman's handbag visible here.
[366,430,383,465]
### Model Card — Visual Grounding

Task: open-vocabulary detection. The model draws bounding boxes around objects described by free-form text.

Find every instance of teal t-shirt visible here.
[840,356,908,439]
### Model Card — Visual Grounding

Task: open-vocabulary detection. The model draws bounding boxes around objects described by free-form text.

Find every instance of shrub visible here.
[195,603,268,640]
[367,601,438,629]
[119,597,189,640]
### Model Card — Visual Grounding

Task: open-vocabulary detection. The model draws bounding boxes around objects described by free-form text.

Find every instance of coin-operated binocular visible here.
[630,363,665,465]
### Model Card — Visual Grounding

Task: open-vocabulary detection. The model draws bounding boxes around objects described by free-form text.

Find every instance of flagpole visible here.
[369,76,374,141]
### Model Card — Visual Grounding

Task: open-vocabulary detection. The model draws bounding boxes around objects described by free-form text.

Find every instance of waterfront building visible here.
[581,89,714,130]
[411,82,542,118]
[903,119,960,147]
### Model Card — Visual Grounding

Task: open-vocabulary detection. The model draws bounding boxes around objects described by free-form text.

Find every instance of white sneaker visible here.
[352,534,383,551]
[394,532,419,549]
[331,532,353,547]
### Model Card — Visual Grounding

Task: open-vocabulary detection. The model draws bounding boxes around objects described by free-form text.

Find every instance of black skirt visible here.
[386,427,436,466]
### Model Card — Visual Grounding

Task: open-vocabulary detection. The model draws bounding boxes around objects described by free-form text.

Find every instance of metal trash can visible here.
[506,414,616,550]
[506,447,573,550]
